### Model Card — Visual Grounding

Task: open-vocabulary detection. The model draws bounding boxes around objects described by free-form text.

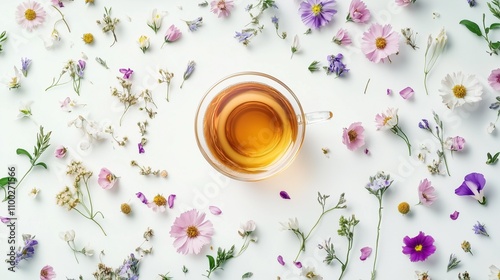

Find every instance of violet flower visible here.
[360,246,372,260]
[138,143,145,154]
[185,17,203,31]
[454,172,486,205]
[119,68,133,79]
[325,53,349,77]
[472,221,489,236]
[402,231,436,262]
[299,0,337,29]
[444,136,465,152]
[234,30,254,45]
[21,57,32,77]
[180,60,195,89]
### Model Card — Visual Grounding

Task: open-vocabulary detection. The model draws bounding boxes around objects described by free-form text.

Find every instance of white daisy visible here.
[439,71,483,110]
[300,266,323,280]
[489,265,500,280]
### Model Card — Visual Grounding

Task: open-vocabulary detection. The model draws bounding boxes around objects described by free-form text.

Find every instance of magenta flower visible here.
[333,28,352,46]
[299,0,337,29]
[293,261,303,268]
[40,265,56,280]
[444,136,465,152]
[209,206,222,215]
[488,68,500,91]
[399,86,414,99]
[119,68,133,79]
[280,190,291,199]
[163,24,182,46]
[395,0,416,6]
[418,178,437,206]
[361,23,400,63]
[346,0,370,23]
[450,210,460,220]
[360,246,372,260]
[138,143,145,154]
[168,194,176,209]
[0,216,11,223]
[455,172,486,205]
[277,255,285,265]
[210,0,234,17]
[169,209,214,254]
[54,145,67,158]
[342,122,365,151]
[97,168,117,190]
[402,231,436,262]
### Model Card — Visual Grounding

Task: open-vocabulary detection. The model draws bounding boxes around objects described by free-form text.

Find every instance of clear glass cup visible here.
[195,72,332,181]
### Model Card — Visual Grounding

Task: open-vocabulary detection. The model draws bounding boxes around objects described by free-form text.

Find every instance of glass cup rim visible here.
[194,71,306,181]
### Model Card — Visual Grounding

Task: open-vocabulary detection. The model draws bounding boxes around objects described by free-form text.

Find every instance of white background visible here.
[0,0,499,279]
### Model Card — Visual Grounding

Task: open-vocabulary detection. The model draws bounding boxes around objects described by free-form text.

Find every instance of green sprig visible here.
[204,246,235,278]
[460,13,500,55]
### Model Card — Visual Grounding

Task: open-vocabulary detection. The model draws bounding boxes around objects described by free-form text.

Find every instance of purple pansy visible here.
[454,172,486,205]
[402,231,436,262]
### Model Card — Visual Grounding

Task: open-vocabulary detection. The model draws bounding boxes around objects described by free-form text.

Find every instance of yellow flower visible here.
[398,202,410,215]
[82,33,94,44]
[120,203,131,214]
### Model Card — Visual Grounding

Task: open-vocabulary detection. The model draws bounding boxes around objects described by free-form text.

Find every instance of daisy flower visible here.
[210,0,234,17]
[439,72,483,110]
[489,265,500,280]
[169,209,214,254]
[16,1,47,32]
[402,231,436,262]
[418,178,437,206]
[361,23,399,63]
[148,194,168,212]
[299,0,337,29]
[342,122,365,151]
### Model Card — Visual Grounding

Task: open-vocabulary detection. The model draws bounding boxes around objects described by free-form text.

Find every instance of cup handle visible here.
[300,111,333,125]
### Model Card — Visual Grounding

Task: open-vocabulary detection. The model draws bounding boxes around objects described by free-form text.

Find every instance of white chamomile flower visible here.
[17,101,33,119]
[439,71,483,110]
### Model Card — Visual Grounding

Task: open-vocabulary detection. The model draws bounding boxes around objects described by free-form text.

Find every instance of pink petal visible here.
[293,261,302,268]
[280,191,291,199]
[387,88,392,95]
[399,86,414,99]
[277,255,285,266]
[168,194,176,209]
[209,206,222,215]
[360,246,372,260]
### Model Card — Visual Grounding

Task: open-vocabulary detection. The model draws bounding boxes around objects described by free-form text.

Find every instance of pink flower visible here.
[54,145,67,158]
[40,265,56,280]
[395,0,415,6]
[16,1,47,32]
[209,206,222,215]
[333,28,352,46]
[360,246,372,260]
[399,86,414,99]
[375,108,398,130]
[97,168,117,190]
[361,23,400,63]
[119,68,134,79]
[210,0,234,17]
[163,25,182,45]
[169,209,214,254]
[342,122,365,151]
[347,0,371,23]
[418,178,437,206]
[444,136,466,152]
[488,68,500,91]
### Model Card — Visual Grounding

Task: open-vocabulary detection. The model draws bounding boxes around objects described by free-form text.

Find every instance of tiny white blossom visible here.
[60,230,76,242]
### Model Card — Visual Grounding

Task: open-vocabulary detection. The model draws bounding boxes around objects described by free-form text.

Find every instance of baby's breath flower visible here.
[96,7,119,47]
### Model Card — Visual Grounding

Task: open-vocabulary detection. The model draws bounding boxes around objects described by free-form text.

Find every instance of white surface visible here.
[0,0,499,279]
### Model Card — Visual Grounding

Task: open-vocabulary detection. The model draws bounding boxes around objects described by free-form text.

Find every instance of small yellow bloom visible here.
[398,202,410,215]
[85,0,95,4]
[82,33,94,44]
[121,203,131,214]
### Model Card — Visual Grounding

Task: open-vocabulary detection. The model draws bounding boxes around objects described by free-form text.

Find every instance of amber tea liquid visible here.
[204,82,298,173]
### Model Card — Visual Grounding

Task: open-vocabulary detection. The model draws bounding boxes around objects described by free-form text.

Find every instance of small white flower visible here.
[82,244,94,256]
[489,265,500,280]
[487,122,496,134]
[44,29,61,49]
[17,101,33,119]
[138,35,150,53]
[300,266,323,280]
[415,271,431,280]
[439,71,483,110]
[7,67,22,90]
[60,97,79,112]
[280,217,299,231]
[239,220,256,236]
[147,9,166,33]
[59,230,75,242]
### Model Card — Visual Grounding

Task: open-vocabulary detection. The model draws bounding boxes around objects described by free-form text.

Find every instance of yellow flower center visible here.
[106,173,114,182]
[414,244,423,252]
[398,202,410,214]
[306,271,316,279]
[25,9,36,21]
[311,4,322,15]
[375,37,387,49]
[452,84,466,98]
[383,116,392,125]
[153,194,167,206]
[82,33,94,44]
[497,272,500,279]
[348,130,358,142]
[186,225,199,238]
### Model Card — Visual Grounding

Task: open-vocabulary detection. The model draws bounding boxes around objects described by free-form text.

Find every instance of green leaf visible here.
[0,177,10,189]
[490,23,500,30]
[35,162,48,169]
[459,20,483,36]
[16,148,33,161]
[491,41,500,50]
[207,255,215,270]
[242,272,253,279]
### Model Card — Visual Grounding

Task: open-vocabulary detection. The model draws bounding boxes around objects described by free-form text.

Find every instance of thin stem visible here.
[120,105,131,126]
[371,196,383,280]
[423,72,429,95]
[13,165,33,191]
[45,74,67,91]
[52,6,71,32]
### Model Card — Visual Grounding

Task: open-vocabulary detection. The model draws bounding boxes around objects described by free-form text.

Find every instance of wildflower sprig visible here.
[460,12,500,55]
[1,126,51,200]
[95,57,109,69]
[56,161,107,236]
[60,230,94,264]
[488,96,500,132]
[418,112,451,176]
[0,31,7,52]
[135,228,154,256]
[51,5,71,33]
[158,68,174,101]
[96,7,119,47]
[401,28,418,50]
[45,59,86,95]
[111,77,139,126]
[180,61,195,89]
[486,152,500,164]
[423,28,447,95]
[284,192,346,263]
[365,171,393,280]
[139,89,158,119]
[4,234,38,269]
[271,16,287,39]
[319,215,359,280]
[204,246,235,278]
[235,0,277,45]
[447,253,461,272]
[130,160,167,178]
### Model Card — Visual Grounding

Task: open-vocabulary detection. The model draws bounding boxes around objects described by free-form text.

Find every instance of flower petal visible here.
[209,205,222,215]
[280,191,291,199]
[360,246,372,260]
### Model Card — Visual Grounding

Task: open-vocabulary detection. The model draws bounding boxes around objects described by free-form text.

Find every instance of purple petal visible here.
[293,261,302,268]
[399,86,414,99]
[360,246,372,260]
[209,206,222,215]
[0,216,11,223]
[464,172,486,191]
[280,191,291,199]
[454,181,474,196]
[168,194,176,209]
[136,192,148,204]
[138,143,145,154]
[277,255,285,266]
[387,89,392,95]
[450,211,460,220]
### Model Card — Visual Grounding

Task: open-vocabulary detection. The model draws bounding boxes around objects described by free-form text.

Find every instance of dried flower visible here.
[7,67,22,90]
[17,101,33,119]
[148,194,168,212]
[396,0,417,7]
[180,60,195,88]
[447,253,461,272]
[271,16,287,39]
[121,203,131,215]
[488,68,500,90]
[5,234,38,268]
[398,202,410,214]
[20,57,32,77]
[461,241,473,255]
[82,33,94,44]
[184,17,203,31]
[96,7,119,47]
[158,68,174,101]
[46,59,86,95]
[401,28,418,50]
[472,221,489,236]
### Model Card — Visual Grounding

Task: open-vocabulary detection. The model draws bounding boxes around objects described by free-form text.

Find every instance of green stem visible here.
[371,196,383,280]
[338,233,354,280]
[13,165,33,191]
[52,5,71,33]
[423,72,429,95]
[45,74,67,91]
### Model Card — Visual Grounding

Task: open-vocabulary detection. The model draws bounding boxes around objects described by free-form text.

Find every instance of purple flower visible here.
[0,216,11,223]
[21,57,32,77]
[454,172,486,205]
[472,221,489,236]
[418,119,430,130]
[234,31,253,43]
[277,255,285,265]
[450,211,459,220]
[119,68,134,79]
[168,194,176,209]
[402,231,436,262]
[209,205,222,215]
[136,192,148,204]
[180,61,195,88]
[326,53,349,77]
[360,246,372,260]
[185,17,203,31]
[138,143,145,154]
[293,261,302,268]
[13,234,38,268]
[280,191,291,199]
[399,86,414,99]
[299,0,337,29]
[467,0,476,7]
[76,60,86,78]
[386,89,392,95]
[444,136,466,152]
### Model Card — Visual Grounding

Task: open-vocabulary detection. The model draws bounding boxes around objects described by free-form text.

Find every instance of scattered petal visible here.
[293,261,302,268]
[168,194,176,209]
[136,192,148,204]
[360,246,372,260]
[277,255,285,266]
[280,191,291,199]
[399,86,414,99]
[450,211,460,220]
[209,205,222,215]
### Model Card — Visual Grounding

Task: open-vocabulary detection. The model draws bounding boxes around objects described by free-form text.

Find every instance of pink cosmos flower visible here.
[399,86,414,99]
[16,1,47,32]
[210,0,234,17]
[169,209,214,254]
[418,178,437,206]
[54,145,67,158]
[342,122,365,151]
[333,28,352,46]
[163,25,182,45]
[395,0,415,7]
[360,246,372,260]
[97,168,117,190]
[488,68,500,91]
[40,265,56,280]
[347,0,371,23]
[361,23,400,63]
[444,136,465,151]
